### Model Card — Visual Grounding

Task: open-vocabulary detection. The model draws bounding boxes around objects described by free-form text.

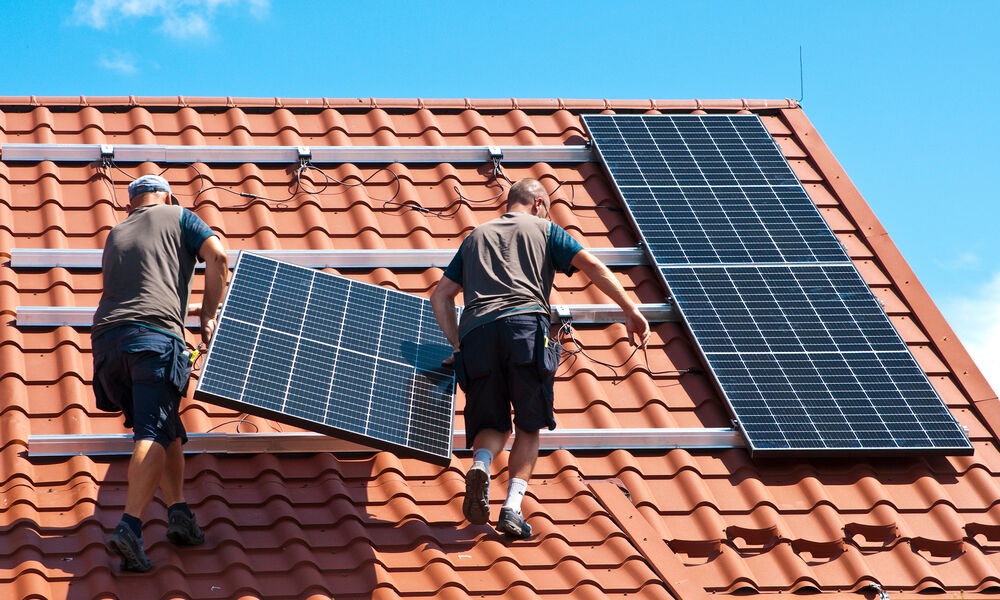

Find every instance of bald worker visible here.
[431,178,650,538]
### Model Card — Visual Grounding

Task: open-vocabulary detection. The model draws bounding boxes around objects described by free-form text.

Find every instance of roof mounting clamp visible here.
[297,146,311,161]
[100,145,114,161]
[487,146,503,160]
[553,305,572,321]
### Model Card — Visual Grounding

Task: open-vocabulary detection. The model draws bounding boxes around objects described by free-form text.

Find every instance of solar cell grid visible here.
[582,114,847,264]
[662,264,971,454]
[662,265,905,355]
[195,252,456,465]
[709,350,970,451]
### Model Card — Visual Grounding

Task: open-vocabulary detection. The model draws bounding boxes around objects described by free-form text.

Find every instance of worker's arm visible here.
[570,249,650,347]
[430,276,462,353]
[197,235,229,344]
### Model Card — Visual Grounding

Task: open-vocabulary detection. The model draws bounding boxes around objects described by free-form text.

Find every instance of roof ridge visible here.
[0,96,800,111]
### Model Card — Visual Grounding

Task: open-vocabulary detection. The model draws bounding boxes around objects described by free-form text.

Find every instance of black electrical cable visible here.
[555,321,693,380]
[205,414,260,434]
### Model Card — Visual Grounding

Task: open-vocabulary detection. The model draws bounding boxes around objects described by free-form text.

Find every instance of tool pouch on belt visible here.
[170,339,193,396]
[535,315,561,381]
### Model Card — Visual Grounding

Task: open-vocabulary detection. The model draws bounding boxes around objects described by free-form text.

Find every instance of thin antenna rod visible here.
[798,45,805,103]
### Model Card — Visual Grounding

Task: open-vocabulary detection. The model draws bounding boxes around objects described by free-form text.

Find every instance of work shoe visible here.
[107,523,152,572]
[463,461,490,525]
[166,510,205,546]
[497,507,532,539]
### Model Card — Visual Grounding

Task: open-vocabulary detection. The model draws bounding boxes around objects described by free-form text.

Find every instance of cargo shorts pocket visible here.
[533,315,561,380]
[169,342,193,395]
[536,331,562,380]
[453,350,468,391]
[454,349,491,392]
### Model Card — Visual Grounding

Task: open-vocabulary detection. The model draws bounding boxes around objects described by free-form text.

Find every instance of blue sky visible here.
[5,0,999,389]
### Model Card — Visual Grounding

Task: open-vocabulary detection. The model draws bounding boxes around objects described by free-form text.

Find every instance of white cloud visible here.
[98,52,138,74]
[935,250,981,271]
[72,0,269,39]
[164,10,209,38]
[942,271,1000,394]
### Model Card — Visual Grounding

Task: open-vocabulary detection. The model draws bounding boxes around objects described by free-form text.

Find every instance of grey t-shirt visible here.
[92,204,215,342]
[443,211,583,340]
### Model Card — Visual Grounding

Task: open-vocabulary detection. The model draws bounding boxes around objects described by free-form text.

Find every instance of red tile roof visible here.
[1,97,998,599]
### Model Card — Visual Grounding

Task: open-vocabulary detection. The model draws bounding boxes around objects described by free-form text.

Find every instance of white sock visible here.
[473,448,493,470]
[503,478,528,513]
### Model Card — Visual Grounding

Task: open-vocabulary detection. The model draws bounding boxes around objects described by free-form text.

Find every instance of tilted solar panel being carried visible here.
[583,113,972,456]
[195,252,456,465]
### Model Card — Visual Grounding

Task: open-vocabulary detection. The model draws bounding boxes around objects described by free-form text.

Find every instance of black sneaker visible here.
[107,523,152,572]
[497,507,532,539]
[166,510,205,546]
[463,461,490,525]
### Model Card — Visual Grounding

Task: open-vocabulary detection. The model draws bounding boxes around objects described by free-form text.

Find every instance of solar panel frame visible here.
[583,113,972,456]
[195,252,456,465]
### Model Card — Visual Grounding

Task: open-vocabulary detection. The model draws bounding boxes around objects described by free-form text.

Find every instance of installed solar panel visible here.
[663,265,972,454]
[195,252,456,465]
[582,114,848,265]
[584,113,971,456]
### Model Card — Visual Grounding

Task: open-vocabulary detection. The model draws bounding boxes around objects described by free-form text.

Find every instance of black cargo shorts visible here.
[454,313,561,448]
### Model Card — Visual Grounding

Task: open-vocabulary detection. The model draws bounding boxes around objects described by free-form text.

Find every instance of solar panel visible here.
[583,113,972,456]
[583,114,849,265]
[195,252,456,465]
[663,265,971,454]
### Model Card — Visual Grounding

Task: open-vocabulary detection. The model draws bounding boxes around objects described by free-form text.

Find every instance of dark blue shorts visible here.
[455,314,560,448]
[92,324,191,447]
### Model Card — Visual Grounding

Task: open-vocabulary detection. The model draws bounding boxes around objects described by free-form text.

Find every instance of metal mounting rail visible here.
[27,428,742,457]
[15,303,676,327]
[10,247,647,269]
[1,143,594,164]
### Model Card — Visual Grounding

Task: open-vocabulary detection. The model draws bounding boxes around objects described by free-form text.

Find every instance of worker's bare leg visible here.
[109,438,164,571]
[507,427,539,481]
[159,438,185,506]
[472,428,509,458]
[124,439,166,519]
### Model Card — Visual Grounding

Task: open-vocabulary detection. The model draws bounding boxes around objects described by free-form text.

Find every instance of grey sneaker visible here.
[463,461,490,525]
[107,523,152,572]
[166,510,205,546]
[497,507,532,539]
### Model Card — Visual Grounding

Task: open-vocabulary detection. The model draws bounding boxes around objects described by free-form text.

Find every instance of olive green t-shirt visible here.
[92,204,215,341]
[443,211,583,340]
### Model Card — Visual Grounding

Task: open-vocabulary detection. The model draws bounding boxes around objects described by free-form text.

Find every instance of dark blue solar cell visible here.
[262,263,314,335]
[301,272,349,345]
[283,339,338,423]
[223,254,276,325]
[326,349,375,434]
[198,316,257,398]
[379,291,424,364]
[340,282,388,357]
[368,360,416,445]
[241,328,297,413]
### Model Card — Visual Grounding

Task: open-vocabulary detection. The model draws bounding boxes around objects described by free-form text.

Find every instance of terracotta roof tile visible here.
[1,98,997,599]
